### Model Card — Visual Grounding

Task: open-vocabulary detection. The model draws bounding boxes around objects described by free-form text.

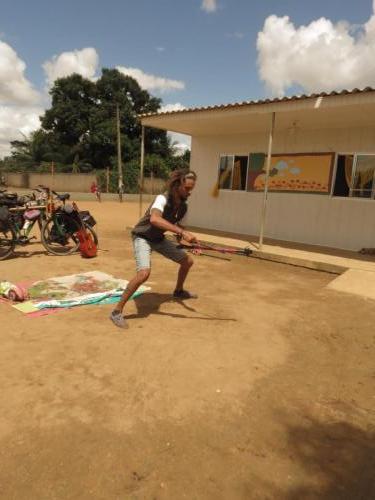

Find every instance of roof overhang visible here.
[140,90,375,136]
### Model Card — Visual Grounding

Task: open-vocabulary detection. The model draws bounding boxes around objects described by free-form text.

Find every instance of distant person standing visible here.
[118,182,124,203]
[90,181,101,202]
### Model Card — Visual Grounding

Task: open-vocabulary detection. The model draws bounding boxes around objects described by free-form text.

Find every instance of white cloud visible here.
[156,46,165,52]
[0,40,40,105]
[0,105,42,158]
[168,132,191,155]
[1,44,99,158]
[117,66,185,93]
[160,102,186,113]
[257,3,375,95]
[159,102,191,154]
[43,47,99,87]
[201,0,217,13]
[0,38,42,157]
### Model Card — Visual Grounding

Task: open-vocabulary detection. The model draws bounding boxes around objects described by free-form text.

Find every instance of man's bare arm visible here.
[150,209,197,243]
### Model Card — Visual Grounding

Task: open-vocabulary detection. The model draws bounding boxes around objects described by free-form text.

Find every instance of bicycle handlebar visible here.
[34,186,70,201]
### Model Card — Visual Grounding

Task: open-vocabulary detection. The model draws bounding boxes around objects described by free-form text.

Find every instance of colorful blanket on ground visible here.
[8,271,150,315]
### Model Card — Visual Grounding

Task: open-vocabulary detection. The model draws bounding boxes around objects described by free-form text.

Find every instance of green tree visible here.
[92,68,171,165]
[41,74,97,146]
[39,69,172,171]
[166,148,191,172]
[6,68,184,183]
[10,130,61,167]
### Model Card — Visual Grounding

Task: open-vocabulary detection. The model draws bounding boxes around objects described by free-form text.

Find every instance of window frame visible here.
[232,155,250,191]
[349,153,375,200]
[332,152,375,200]
[217,153,235,191]
[218,154,252,191]
[217,151,375,200]
[247,152,266,192]
[331,152,355,198]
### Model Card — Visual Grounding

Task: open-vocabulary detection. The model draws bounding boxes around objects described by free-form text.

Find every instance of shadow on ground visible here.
[128,292,237,322]
[270,416,375,499]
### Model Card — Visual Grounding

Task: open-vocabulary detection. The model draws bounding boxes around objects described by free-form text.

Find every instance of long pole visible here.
[106,166,110,193]
[116,103,123,202]
[139,125,145,217]
[51,161,54,189]
[258,112,276,249]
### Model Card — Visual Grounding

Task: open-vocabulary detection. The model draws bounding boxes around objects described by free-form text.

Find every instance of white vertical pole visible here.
[116,103,123,202]
[139,125,145,217]
[259,112,276,250]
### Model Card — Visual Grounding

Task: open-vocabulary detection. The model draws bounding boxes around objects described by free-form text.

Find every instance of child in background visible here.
[90,181,101,202]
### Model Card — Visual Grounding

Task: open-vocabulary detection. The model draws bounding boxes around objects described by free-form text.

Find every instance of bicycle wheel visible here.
[41,213,80,255]
[84,224,98,246]
[0,226,16,260]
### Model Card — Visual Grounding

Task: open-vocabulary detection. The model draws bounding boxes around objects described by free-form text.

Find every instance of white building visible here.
[141,88,375,251]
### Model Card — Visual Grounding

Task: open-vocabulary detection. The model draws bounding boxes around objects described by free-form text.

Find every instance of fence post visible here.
[106,167,110,193]
[139,125,145,217]
[51,161,55,189]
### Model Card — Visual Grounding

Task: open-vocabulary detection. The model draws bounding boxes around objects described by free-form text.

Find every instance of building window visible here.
[247,153,266,191]
[218,155,248,190]
[333,154,375,199]
[232,156,248,190]
[219,153,335,194]
[218,155,234,189]
[333,154,354,197]
[351,155,375,198]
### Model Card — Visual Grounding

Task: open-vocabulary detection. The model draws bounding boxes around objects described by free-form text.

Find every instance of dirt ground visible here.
[0,201,374,500]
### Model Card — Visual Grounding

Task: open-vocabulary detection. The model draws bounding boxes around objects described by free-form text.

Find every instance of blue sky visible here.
[1,0,375,155]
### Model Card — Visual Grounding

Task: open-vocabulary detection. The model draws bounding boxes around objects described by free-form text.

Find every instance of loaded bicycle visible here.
[0,186,98,260]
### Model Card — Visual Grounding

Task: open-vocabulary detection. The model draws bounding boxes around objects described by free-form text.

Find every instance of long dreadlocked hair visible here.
[167,169,197,197]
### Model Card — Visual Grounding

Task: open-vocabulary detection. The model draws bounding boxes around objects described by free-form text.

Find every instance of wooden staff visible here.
[177,242,252,256]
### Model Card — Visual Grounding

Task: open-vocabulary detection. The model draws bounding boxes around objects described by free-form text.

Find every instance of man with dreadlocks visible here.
[110,169,198,328]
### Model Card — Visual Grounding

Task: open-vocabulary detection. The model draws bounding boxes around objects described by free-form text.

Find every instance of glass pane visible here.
[218,156,234,189]
[351,155,375,198]
[333,155,354,197]
[247,153,266,191]
[232,156,248,190]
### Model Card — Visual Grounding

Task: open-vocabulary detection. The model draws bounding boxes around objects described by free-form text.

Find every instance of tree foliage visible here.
[7,68,188,189]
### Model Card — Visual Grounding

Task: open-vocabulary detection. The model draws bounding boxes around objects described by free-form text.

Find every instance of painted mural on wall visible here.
[248,153,334,193]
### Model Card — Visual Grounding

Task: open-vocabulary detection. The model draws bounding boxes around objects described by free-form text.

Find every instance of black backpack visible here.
[0,192,18,207]
[0,206,10,231]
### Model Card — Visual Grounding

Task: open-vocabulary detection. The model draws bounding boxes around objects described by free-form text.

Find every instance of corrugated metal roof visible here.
[140,87,375,118]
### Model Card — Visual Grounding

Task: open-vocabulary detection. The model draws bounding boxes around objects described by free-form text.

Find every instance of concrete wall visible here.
[3,172,166,194]
[143,177,166,194]
[187,126,375,251]
[3,172,97,192]
[28,173,96,192]
[4,172,29,188]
